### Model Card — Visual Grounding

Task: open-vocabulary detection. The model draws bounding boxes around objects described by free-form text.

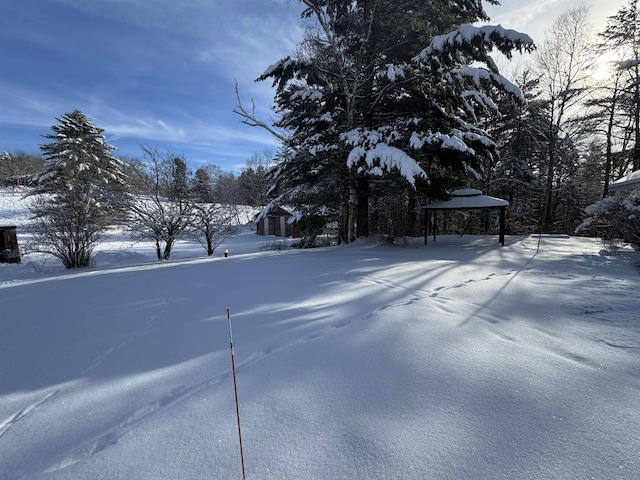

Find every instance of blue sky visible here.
[0,0,627,172]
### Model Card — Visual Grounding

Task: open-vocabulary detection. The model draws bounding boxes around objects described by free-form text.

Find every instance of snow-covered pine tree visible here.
[191,167,215,204]
[485,72,540,233]
[170,156,189,202]
[239,0,534,243]
[28,110,128,268]
[34,110,127,198]
[237,149,274,206]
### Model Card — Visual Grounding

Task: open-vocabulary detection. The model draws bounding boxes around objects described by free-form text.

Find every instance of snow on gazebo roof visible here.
[609,170,640,192]
[422,189,509,210]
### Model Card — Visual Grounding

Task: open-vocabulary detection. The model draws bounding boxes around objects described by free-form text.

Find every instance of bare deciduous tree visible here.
[126,147,193,261]
[533,6,596,231]
[188,202,237,256]
[0,150,45,189]
[27,195,107,268]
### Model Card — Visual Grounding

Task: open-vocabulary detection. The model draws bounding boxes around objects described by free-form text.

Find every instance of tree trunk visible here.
[405,192,417,236]
[541,126,556,233]
[163,237,174,260]
[603,98,616,198]
[542,164,554,232]
[348,186,357,243]
[355,177,369,238]
[338,188,350,245]
[634,61,640,171]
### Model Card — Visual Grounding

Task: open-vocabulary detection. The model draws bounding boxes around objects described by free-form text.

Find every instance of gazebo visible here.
[422,189,509,245]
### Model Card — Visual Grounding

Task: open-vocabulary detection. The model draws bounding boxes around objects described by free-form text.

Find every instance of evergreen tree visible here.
[34,110,127,199]
[575,142,607,207]
[170,156,189,201]
[28,110,128,268]
[239,0,534,243]
[214,171,240,205]
[238,149,274,206]
[488,72,540,233]
[191,167,215,203]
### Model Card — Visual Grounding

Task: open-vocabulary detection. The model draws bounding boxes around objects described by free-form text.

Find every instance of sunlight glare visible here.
[592,50,623,81]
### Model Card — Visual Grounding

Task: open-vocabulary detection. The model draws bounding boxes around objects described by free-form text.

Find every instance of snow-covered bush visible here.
[260,240,293,251]
[577,190,640,247]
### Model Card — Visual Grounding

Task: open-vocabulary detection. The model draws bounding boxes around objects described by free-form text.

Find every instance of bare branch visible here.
[233,81,289,143]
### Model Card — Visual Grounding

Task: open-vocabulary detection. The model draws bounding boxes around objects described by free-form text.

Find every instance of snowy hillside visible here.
[1,191,640,479]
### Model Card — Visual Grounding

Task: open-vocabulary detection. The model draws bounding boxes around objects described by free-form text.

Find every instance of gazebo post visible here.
[499,206,506,246]
[433,211,437,242]
[424,211,428,245]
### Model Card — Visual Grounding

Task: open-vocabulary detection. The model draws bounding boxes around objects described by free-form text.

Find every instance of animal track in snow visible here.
[43,384,209,474]
[361,276,432,298]
[81,337,133,376]
[429,270,514,298]
[81,314,159,376]
[0,390,58,439]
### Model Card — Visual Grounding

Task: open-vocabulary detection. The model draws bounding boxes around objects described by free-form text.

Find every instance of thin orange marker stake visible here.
[227,308,246,480]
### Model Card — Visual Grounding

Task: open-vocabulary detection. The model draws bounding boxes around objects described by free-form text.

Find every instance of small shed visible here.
[609,170,640,192]
[256,205,299,237]
[0,225,21,263]
[422,189,509,245]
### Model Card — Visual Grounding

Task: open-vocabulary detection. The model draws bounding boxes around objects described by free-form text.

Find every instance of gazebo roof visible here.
[609,170,640,192]
[422,189,509,210]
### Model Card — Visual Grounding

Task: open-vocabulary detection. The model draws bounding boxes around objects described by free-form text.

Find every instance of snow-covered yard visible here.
[1,191,639,479]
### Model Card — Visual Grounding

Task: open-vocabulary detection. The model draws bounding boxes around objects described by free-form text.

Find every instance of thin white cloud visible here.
[0,77,278,164]
[33,0,302,133]
[0,82,73,128]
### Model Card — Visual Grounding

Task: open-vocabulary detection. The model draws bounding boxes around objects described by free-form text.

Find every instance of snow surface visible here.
[1,191,640,479]
[609,170,640,192]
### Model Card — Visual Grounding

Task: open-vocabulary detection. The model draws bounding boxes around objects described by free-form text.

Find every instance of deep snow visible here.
[1,190,640,479]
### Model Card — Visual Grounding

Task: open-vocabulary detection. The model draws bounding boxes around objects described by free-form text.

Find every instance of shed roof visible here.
[422,189,509,210]
[265,205,293,217]
[609,170,640,192]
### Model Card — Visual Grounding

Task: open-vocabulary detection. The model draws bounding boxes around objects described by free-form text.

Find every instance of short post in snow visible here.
[224,249,229,258]
[227,308,246,480]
